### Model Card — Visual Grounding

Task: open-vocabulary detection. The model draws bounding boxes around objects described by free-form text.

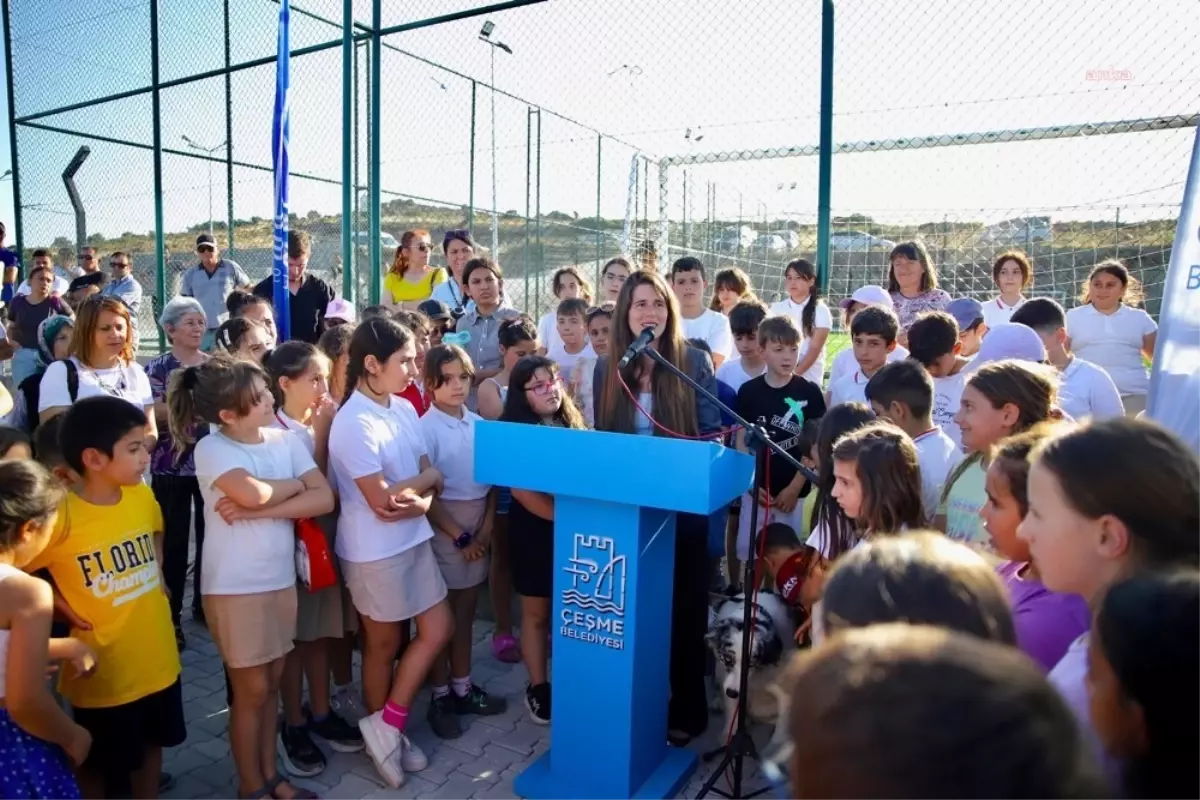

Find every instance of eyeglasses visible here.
[197,246,215,253]
[524,378,561,397]
[407,243,432,252]
[81,254,95,260]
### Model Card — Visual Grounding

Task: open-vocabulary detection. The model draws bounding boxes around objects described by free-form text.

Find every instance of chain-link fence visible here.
[7,0,1198,362]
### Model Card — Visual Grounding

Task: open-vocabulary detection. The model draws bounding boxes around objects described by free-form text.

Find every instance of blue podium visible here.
[475,422,754,800]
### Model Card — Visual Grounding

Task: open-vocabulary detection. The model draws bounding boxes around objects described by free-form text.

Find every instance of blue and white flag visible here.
[271,0,292,341]
[1147,127,1200,454]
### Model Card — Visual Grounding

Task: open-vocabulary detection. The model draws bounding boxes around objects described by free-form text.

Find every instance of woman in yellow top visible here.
[382,228,447,310]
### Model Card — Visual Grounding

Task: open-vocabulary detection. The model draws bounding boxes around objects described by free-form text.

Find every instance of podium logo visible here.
[560,534,627,650]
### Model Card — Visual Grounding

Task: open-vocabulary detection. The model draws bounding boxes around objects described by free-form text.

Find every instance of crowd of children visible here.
[0,237,1195,800]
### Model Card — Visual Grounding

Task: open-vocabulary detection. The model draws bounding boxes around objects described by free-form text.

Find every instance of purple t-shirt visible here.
[998,560,1091,673]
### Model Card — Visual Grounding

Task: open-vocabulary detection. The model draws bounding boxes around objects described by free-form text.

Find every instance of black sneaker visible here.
[158,772,176,794]
[276,722,327,778]
[525,682,551,725]
[307,709,364,754]
[427,692,462,740]
[453,684,507,717]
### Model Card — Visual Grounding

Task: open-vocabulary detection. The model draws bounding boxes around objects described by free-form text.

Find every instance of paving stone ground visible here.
[164,589,774,800]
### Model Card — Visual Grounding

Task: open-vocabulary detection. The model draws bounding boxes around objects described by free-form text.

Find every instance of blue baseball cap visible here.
[946,297,984,331]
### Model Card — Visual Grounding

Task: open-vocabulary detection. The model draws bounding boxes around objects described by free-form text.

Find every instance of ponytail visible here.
[341,317,413,408]
[167,357,269,455]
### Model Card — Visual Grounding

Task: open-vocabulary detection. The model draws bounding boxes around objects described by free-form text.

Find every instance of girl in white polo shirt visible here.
[1065,260,1157,417]
[327,318,452,789]
[983,250,1032,328]
[169,356,335,800]
[770,259,833,386]
[418,344,506,741]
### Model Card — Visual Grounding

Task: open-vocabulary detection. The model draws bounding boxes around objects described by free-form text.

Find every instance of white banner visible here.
[1147,128,1200,454]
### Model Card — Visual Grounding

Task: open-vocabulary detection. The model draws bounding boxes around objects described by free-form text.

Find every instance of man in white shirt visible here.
[865,360,962,520]
[670,256,733,367]
[15,248,70,297]
[1011,298,1124,421]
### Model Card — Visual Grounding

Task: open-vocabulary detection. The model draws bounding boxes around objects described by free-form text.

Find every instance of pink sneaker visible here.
[492,632,521,664]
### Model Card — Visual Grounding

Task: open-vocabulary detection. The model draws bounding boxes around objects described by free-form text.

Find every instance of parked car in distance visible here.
[753,233,788,252]
[778,230,802,250]
[979,217,1053,245]
[829,230,896,250]
[718,226,759,253]
[353,231,400,250]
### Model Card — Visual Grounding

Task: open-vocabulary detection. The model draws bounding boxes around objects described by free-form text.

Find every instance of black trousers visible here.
[669,512,714,736]
[151,474,206,624]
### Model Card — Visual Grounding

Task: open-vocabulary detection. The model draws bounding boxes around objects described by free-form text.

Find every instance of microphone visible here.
[618,326,656,369]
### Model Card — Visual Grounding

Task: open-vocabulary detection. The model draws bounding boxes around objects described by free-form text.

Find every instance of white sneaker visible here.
[398,734,428,773]
[358,711,405,788]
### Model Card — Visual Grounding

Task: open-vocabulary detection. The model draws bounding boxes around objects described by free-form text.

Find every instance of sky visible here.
[5,0,1199,250]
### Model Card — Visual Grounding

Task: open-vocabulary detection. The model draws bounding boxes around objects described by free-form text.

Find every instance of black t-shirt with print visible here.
[253,273,335,345]
[735,374,827,497]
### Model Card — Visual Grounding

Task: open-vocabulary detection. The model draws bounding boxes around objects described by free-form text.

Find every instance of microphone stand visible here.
[634,346,815,800]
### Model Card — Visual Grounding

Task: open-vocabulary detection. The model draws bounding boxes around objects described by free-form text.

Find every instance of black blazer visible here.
[592,345,722,436]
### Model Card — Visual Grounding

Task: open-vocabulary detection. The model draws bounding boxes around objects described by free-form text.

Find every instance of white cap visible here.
[325,297,356,323]
[963,322,1047,373]
[839,285,893,311]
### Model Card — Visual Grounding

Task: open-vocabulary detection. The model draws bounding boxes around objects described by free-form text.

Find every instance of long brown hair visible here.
[831,422,925,534]
[388,229,431,278]
[1079,258,1145,307]
[596,270,699,437]
[69,295,135,366]
[709,266,754,312]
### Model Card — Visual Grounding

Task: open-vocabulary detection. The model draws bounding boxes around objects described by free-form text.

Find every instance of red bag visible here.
[295,517,336,593]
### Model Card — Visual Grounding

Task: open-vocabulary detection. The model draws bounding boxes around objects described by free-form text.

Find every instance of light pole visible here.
[478,21,512,257]
[181,135,228,239]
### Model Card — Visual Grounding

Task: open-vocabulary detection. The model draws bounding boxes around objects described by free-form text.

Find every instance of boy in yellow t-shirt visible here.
[26,396,183,798]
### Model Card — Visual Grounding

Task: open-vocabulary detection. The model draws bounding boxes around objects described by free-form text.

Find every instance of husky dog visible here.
[705,591,793,733]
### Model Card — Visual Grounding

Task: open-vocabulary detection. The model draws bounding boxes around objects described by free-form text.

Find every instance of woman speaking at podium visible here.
[593,269,722,745]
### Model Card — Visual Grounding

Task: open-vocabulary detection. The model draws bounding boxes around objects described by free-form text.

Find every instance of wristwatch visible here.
[453,531,474,550]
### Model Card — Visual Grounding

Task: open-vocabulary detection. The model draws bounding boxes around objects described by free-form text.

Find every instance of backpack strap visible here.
[64,359,79,403]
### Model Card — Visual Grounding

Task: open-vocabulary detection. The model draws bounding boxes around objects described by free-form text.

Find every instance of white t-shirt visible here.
[194,427,317,595]
[982,296,1026,329]
[827,369,870,407]
[912,427,962,522]
[1058,357,1124,422]
[269,409,316,454]
[547,339,595,382]
[827,344,909,391]
[419,405,490,502]
[715,358,766,395]
[681,308,734,362]
[537,311,563,355]
[38,357,154,413]
[1065,304,1157,396]
[931,372,967,450]
[805,521,869,561]
[769,297,834,385]
[329,390,435,563]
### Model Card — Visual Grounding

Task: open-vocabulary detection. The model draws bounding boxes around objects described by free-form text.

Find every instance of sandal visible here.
[262,774,320,800]
[492,632,521,664]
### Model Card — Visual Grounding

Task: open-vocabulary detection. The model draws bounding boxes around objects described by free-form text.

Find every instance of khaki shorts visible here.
[430,497,490,590]
[203,587,298,669]
[341,540,448,623]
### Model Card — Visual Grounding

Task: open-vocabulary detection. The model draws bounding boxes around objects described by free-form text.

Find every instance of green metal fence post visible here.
[368,0,382,305]
[535,109,542,313]
[469,81,477,238]
[524,107,531,311]
[341,0,354,302]
[816,0,835,296]
[224,0,235,254]
[2,0,22,266]
[151,0,166,353]
[595,134,602,270]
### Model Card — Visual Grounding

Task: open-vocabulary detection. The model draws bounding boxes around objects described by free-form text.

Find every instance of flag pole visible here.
[272,0,292,342]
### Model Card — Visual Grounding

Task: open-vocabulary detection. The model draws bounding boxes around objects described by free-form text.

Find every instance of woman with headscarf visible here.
[9,314,74,431]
